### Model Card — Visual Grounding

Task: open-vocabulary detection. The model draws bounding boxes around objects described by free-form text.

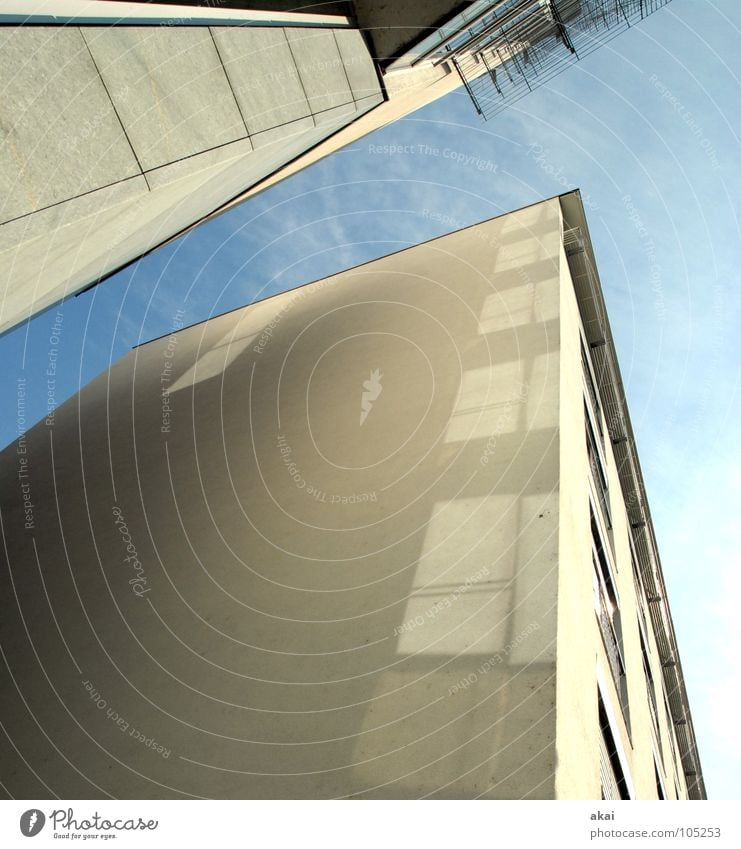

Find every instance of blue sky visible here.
[2,0,739,798]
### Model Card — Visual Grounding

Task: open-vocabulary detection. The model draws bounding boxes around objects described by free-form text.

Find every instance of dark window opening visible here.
[655,760,666,800]
[640,628,662,760]
[599,694,631,800]
[587,406,611,529]
[582,338,604,444]
[592,507,630,732]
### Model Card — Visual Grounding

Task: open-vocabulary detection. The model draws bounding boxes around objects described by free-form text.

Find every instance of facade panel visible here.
[0,22,383,336]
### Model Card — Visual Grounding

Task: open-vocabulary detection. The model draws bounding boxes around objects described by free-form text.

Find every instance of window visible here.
[639,626,662,760]
[587,406,611,529]
[592,506,630,731]
[581,338,604,445]
[599,693,631,800]
[655,759,666,800]
[664,695,682,783]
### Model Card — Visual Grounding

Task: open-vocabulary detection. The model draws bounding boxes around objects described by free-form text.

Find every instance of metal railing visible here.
[431,0,674,119]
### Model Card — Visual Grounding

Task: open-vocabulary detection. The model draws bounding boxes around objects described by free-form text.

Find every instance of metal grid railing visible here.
[434,0,674,119]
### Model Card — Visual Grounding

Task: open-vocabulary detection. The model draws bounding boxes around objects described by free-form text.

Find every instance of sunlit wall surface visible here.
[0,195,701,798]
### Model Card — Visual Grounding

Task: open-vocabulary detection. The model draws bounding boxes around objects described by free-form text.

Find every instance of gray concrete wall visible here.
[0,200,563,798]
[0,24,382,335]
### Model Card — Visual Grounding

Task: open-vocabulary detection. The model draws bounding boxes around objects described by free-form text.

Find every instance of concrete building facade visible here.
[0,192,704,799]
[1,0,675,336]
[0,1,477,336]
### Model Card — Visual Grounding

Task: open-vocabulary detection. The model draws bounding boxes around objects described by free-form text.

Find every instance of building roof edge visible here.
[559,189,706,799]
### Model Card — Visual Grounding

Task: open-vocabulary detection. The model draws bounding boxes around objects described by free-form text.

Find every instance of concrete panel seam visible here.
[0,173,143,230]
[207,26,251,137]
[331,30,356,106]
[78,27,150,191]
[282,28,317,129]
[1,94,374,240]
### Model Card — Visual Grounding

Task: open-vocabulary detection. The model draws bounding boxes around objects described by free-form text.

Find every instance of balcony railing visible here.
[432,0,674,119]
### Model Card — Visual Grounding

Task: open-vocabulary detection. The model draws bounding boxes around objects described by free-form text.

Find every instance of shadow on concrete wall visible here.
[0,202,563,798]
